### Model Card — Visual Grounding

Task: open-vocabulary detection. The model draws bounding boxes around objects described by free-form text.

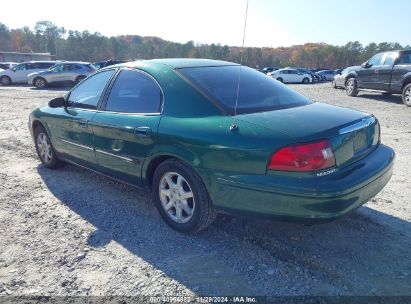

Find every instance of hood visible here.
[237,102,370,140]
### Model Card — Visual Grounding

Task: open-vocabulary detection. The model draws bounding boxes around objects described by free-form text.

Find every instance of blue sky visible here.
[1,0,410,47]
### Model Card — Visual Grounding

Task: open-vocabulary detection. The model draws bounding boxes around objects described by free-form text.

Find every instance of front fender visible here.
[29,107,55,144]
[401,73,411,88]
[345,71,358,84]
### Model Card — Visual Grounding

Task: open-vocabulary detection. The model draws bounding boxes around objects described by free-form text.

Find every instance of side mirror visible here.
[48,97,66,108]
[11,68,16,72]
[361,62,371,68]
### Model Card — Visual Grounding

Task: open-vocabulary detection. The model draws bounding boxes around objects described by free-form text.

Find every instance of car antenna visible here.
[230,0,249,132]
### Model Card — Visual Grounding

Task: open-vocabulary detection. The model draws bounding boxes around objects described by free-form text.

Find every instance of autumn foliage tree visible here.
[0,21,409,69]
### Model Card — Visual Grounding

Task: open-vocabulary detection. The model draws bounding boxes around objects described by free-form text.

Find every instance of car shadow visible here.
[29,84,73,91]
[0,84,69,92]
[37,163,411,296]
[357,92,403,104]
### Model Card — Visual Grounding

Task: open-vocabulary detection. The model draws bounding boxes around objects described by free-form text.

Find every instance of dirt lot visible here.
[0,83,410,297]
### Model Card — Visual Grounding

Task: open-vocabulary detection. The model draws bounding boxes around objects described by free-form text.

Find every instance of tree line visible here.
[0,21,409,69]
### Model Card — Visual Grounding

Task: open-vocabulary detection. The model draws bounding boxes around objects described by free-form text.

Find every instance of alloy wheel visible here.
[159,172,195,223]
[35,78,46,88]
[346,80,354,94]
[37,133,53,164]
[405,87,411,106]
[1,77,11,85]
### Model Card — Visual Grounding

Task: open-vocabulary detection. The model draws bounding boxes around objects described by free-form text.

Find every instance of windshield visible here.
[177,65,312,115]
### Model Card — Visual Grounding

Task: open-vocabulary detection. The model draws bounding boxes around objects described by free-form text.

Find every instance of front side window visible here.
[105,69,162,113]
[68,70,115,110]
[368,53,384,66]
[14,64,27,71]
[50,64,64,73]
[178,65,312,115]
[42,62,55,69]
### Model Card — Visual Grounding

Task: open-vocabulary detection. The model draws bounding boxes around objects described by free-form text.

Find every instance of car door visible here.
[357,53,385,89]
[377,52,397,91]
[289,70,300,82]
[47,64,65,83]
[391,51,411,93]
[281,70,290,83]
[50,69,116,167]
[91,68,162,186]
[11,63,29,83]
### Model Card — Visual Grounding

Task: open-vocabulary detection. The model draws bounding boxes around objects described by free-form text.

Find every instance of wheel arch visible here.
[31,118,53,143]
[0,75,12,84]
[142,149,202,191]
[345,72,357,85]
[401,74,411,90]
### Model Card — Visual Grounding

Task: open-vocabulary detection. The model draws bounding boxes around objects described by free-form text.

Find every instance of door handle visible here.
[134,126,152,137]
[78,119,88,128]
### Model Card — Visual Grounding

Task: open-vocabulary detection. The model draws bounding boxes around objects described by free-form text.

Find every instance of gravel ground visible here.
[0,83,410,297]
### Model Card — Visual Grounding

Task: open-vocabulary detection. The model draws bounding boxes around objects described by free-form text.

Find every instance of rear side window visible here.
[68,70,115,110]
[398,52,411,64]
[105,69,162,113]
[178,65,312,115]
[383,53,397,66]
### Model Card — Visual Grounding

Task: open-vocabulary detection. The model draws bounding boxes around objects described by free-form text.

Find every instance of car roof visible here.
[16,61,58,64]
[112,58,238,69]
[54,61,91,65]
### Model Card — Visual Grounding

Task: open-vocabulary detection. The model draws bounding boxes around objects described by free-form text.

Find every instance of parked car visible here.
[315,70,337,81]
[0,62,17,70]
[0,61,57,85]
[269,68,312,83]
[93,59,127,69]
[343,50,411,106]
[29,59,394,233]
[28,62,97,88]
[296,68,321,83]
[261,67,278,74]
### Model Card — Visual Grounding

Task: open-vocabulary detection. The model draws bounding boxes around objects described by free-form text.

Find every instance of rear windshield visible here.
[177,65,312,115]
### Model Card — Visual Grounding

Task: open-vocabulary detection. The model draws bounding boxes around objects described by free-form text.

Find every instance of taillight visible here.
[268,140,336,172]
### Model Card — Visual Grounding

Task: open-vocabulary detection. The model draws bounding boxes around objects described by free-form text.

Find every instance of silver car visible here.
[0,61,57,85]
[28,62,96,88]
[315,70,337,81]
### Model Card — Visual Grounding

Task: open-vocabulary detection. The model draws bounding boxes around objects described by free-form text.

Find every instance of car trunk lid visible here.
[237,102,380,168]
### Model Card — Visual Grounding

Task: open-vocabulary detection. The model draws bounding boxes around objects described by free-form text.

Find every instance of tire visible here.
[302,77,309,84]
[152,159,216,233]
[276,77,284,83]
[34,77,47,89]
[402,83,411,107]
[0,76,11,85]
[345,78,359,97]
[75,75,87,84]
[34,126,65,169]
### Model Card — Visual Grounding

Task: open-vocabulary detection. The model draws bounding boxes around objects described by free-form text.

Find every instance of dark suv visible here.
[343,50,411,106]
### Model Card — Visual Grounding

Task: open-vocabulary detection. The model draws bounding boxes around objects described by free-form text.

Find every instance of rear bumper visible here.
[202,144,394,222]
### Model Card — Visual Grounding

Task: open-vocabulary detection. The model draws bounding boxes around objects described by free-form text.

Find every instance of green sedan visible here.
[29,59,395,233]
